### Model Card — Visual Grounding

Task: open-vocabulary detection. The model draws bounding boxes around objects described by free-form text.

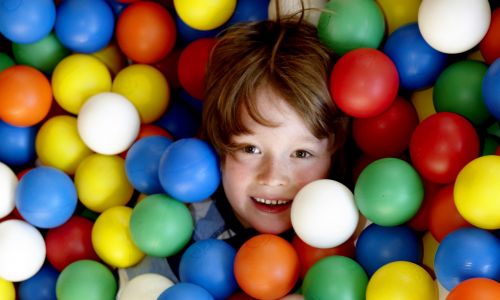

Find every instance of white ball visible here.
[0,220,46,282]
[0,162,18,219]
[291,179,359,248]
[268,0,327,26]
[118,273,174,300]
[418,0,491,54]
[77,92,140,155]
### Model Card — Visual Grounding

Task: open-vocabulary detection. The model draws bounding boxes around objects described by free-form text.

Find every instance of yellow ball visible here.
[92,206,145,268]
[0,277,15,300]
[174,0,237,30]
[411,87,436,122]
[35,115,93,175]
[112,64,170,123]
[74,154,134,213]
[422,231,439,275]
[52,54,112,114]
[454,155,500,230]
[376,0,421,34]
[366,261,438,300]
[92,42,127,77]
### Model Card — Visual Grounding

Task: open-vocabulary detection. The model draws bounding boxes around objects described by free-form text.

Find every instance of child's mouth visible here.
[251,197,292,213]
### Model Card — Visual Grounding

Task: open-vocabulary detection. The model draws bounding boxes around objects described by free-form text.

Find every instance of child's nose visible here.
[257,156,289,186]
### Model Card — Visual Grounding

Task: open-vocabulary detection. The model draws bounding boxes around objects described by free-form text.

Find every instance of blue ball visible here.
[125,136,173,195]
[158,138,220,203]
[155,99,201,140]
[158,283,214,300]
[383,23,448,90]
[482,58,500,120]
[227,0,269,25]
[0,0,55,44]
[0,120,37,167]
[18,263,59,300]
[15,166,78,228]
[355,223,421,276]
[179,239,238,299]
[55,0,115,53]
[435,227,500,291]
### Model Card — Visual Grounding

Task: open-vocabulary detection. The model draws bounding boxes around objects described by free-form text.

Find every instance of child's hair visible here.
[201,16,350,165]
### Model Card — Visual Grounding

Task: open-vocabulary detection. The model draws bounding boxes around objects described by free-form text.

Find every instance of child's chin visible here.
[253,221,292,236]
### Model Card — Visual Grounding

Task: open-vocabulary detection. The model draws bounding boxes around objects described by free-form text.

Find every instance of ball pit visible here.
[18,263,59,300]
[118,273,174,300]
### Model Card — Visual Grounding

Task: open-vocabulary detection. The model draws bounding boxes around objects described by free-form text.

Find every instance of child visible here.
[119,14,350,296]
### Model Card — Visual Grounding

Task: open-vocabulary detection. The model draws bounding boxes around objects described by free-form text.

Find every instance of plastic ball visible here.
[35,115,93,175]
[136,123,173,140]
[480,8,500,64]
[330,48,399,118]
[302,255,368,300]
[175,15,220,45]
[0,0,55,44]
[434,227,500,291]
[0,162,17,219]
[18,263,59,300]
[0,53,15,71]
[433,60,490,126]
[0,277,15,300]
[411,87,436,122]
[91,206,144,268]
[155,98,201,139]
[229,0,269,25]
[422,231,440,276]
[409,112,479,184]
[317,0,385,55]
[158,138,220,203]
[55,0,114,53]
[0,120,37,167]
[91,42,127,77]
[129,194,194,257]
[118,273,174,300]
[233,234,300,300]
[16,166,77,228]
[291,179,359,249]
[268,0,325,26]
[447,278,500,300]
[376,0,420,34]
[292,234,355,279]
[77,92,140,155]
[418,0,491,54]
[366,261,437,300]
[45,216,99,272]
[352,97,419,158]
[12,32,70,75]
[116,1,176,63]
[178,38,217,101]
[482,58,500,121]
[406,179,441,232]
[354,158,424,226]
[51,54,112,115]
[158,282,214,300]
[173,0,237,31]
[0,220,46,282]
[355,224,422,276]
[74,154,134,213]
[0,65,52,127]
[454,155,500,230]
[56,260,117,300]
[179,239,238,299]
[125,136,173,195]
[428,184,471,241]
[112,64,170,123]
[383,23,448,90]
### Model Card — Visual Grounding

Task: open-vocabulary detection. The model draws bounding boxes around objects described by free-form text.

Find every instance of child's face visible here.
[221,86,334,234]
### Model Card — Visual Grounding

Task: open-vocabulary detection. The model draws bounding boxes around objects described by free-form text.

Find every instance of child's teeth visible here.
[255,197,288,205]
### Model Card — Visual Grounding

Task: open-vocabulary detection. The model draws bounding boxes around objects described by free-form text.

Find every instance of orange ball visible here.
[0,65,52,126]
[116,2,176,64]
[447,278,500,300]
[234,234,300,300]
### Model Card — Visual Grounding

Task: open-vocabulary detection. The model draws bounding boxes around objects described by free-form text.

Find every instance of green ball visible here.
[302,256,368,300]
[0,53,15,71]
[56,260,117,300]
[433,60,490,126]
[12,33,70,74]
[317,0,385,55]
[354,158,424,226]
[130,194,194,257]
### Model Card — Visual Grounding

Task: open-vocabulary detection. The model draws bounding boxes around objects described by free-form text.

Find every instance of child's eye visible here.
[294,150,312,158]
[243,145,261,154]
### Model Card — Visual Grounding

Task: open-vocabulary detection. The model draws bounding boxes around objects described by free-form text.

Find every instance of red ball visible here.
[330,48,399,118]
[353,96,418,158]
[178,38,217,101]
[234,234,300,300]
[406,179,442,232]
[45,216,99,271]
[480,8,500,65]
[116,1,176,63]
[409,112,480,184]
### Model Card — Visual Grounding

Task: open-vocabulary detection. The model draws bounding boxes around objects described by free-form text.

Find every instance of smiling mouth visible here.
[252,197,291,206]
